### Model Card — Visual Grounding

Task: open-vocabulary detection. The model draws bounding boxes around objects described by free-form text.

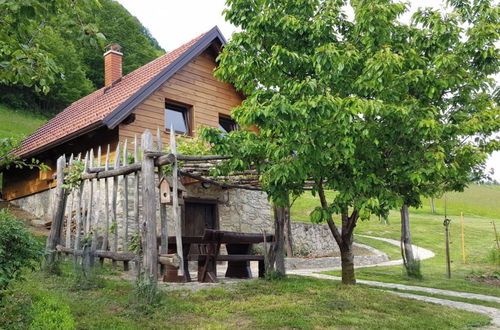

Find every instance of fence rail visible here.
[45,128,228,282]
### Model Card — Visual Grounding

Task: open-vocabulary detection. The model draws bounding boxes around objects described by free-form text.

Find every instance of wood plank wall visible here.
[2,128,119,201]
[3,50,241,201]
[119,50,243,146]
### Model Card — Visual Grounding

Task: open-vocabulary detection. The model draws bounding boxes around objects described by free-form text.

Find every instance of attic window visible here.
[219,115,238,133]
[165,103,190,135]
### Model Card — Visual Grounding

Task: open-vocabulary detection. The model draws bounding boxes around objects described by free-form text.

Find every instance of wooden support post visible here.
[444,218,451,279]
[46,156,68,263]
[101,145,111,266]
[170,125,185,277]
[493,221,500,253]
[157,128,168,276]
[111,143,121,269]
[460,212,466,263]
[91,146,102,254]
[65,154,74,249]
[122,140,130,271]
[134,135,140,235]
[74,152,87,252]
[85,149,94,235]
[141,130,158,281]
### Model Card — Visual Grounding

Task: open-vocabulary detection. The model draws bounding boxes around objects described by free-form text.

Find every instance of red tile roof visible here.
[17,31,208,157]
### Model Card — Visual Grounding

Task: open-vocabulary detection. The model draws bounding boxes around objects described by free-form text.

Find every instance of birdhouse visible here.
[159,176,186,205]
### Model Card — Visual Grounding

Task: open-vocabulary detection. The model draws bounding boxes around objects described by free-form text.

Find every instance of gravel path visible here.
[289,235,500,328]
[386,291,500,329]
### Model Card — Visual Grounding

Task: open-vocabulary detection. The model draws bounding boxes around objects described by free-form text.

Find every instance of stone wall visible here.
[11,178,274,249]
[290,221,340,256]
[11,188,55,220]
[11,180,358,258]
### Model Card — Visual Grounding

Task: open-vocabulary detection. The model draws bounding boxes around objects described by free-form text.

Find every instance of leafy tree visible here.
[79,0,165,88]
[0,210,44,297]
[0,137,49,171]
[202,0,499,284]
[0,0,164,113]
[0,0,104,94]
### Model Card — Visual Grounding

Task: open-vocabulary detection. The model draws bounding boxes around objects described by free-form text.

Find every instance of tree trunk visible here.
[284,205,293,257]
[339,241,356,285]
[272,205,286,275]
[400,204,415,267]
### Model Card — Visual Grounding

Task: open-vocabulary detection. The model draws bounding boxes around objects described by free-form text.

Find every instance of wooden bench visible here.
[195,229,274,282]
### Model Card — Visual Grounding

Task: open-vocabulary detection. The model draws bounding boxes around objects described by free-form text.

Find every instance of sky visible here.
[117,0,499,181]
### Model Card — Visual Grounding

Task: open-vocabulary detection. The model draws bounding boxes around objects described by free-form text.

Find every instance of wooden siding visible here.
[119,50,242,145]
[2,128,119,201]
[2,50,242,201]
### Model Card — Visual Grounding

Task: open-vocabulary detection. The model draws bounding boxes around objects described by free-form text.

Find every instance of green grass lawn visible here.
[354,235,402,260]
[0,103,47,139]
[292,185,500,297]
[291,184,500,222]
[7,268,491,329]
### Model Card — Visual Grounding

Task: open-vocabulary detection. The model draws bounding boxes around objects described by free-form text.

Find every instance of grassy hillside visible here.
[0,104,47,139]
[291,185,500,296]
[291,184,500,222]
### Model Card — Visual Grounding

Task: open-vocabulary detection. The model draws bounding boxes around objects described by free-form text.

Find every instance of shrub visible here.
[0,293,33,329]
[134,271,161,306]
[30,296,75,330]
[404,259,423,280]
[0,210,44,296]
[486,248,500,266]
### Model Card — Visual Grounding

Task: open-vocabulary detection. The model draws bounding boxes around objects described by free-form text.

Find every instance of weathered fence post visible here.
[157,128,168,276]
[141,130,158,281]
[46,155,68,263]
[171,125,185,277]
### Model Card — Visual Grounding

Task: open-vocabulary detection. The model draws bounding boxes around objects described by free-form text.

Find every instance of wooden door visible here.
[183,200,218,236]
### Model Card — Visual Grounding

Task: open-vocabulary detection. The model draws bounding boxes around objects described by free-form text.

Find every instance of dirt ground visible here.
[0,200,50,236]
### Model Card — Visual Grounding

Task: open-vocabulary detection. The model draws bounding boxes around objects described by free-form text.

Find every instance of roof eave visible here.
[103,26,227,130]
[17,121,104,160]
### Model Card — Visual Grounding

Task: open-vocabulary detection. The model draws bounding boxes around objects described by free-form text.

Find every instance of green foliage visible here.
[30,296,75,330]
[0,210,44,295]
[128,233,142,255]
[176,135,212,156]
[70,263,103,291]
[0,293,33,329]
[0,0,104,93]
[134,272,161,307]
[404,259,423,280]
[485,248,500,266]
[79,0,164,88]
[0,136,50,171]
[62,160,84,191]
[0,0,164,114]
[264,270,287,281]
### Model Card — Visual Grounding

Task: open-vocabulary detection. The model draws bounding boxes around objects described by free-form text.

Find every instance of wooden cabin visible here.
[0,27,265,234]
[2,26,240,200]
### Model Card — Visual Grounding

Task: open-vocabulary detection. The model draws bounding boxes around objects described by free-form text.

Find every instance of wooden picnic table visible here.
[163,231,274,283]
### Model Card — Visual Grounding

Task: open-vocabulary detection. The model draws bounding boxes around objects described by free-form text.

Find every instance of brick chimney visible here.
[103,43,122,87]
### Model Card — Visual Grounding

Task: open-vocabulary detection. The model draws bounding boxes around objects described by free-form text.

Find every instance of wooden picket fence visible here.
[45,128,228,282]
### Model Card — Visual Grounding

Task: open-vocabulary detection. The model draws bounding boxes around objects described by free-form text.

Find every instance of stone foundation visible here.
[11,178,274,249]
[12,181,364,258]
[290,221,340,256]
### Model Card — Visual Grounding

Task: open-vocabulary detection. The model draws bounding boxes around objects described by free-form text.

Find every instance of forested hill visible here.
[0,0,165,115]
